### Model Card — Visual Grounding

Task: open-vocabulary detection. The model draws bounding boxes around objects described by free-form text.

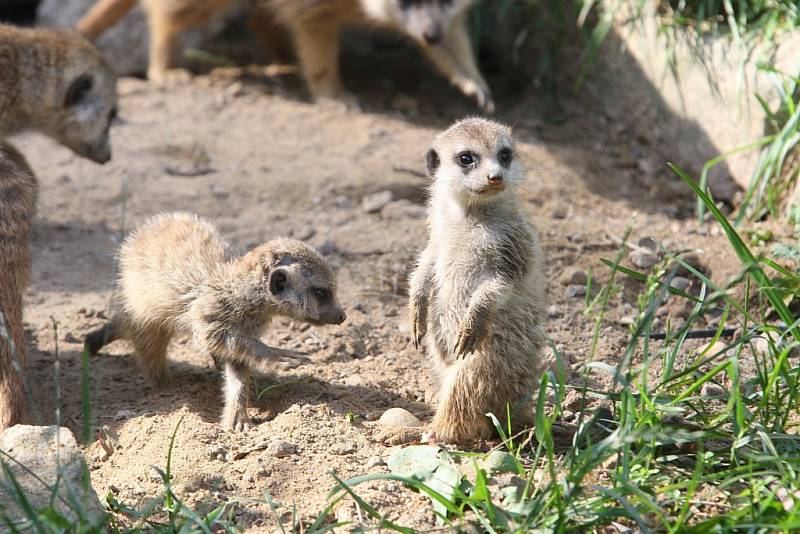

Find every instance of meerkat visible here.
[0,142,38,431]
[74,0,494,111]
[84,213,347,431]
[0,23,117,164]
[404,117,547,444]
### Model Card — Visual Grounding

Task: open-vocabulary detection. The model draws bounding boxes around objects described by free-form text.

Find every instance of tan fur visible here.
[0,24,118,164]
[409,118,547,444]
[0,143,38,431]
[74,0,493,110]
[85,213,346,431]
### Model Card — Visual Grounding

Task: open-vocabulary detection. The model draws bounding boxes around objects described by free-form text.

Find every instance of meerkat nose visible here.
[488,174,503,184]
[423,27,443,45]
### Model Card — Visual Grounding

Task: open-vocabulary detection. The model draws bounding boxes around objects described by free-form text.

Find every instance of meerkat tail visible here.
[84,316,125,355]
[76,0,139,40]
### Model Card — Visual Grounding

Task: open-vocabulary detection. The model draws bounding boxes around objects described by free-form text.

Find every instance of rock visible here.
[362,190,394,213]
[669,276,691,292]
[113,409,136,421]
[701,382,726,397]
[267,440,296,458]
[560,267,588,286]
[629,248,660,269]
[381,199,426,220]
[0,426,105,526]
[330,443,356,455]
[546,305,560,318]
[378,408,422,428]
[318,240,337,256]
[565,285,586,298]
[619,316,635,326]
[366,456,385,468]
[551,204,568,219]
[61,332,81,343]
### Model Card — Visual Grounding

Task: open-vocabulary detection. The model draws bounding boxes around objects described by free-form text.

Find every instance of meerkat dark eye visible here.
[457,152,477,168]
[64,74,93,108]
[312,287,330,303]
[498,147,513,167]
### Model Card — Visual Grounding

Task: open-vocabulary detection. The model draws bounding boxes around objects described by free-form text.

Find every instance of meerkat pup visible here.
[408,117,546,444]
[75,0,493,111]
[0,143,38,431]
[85,213,346,431]
[0,23,118,164]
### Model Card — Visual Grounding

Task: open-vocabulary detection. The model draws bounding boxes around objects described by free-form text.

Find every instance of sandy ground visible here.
[9,55,747,530]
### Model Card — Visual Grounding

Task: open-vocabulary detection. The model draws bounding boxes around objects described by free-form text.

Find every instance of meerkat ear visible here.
[269,268,289,295]
[425,149,440,177]
[64,74,93,108]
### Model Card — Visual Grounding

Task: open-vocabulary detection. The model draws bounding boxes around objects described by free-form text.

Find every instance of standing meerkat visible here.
[0,143,38,431]
[406,117,547,444]
[74,0,494,111]
[0,23,118,164]
[85,213,347,431]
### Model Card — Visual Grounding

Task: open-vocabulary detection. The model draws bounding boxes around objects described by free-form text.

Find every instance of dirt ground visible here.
[10,49,746,530]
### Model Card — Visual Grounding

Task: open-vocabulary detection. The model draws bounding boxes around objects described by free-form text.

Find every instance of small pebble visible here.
[701,382,725,397]
[546,305,560,318]
[619,316,635,326]
[366,456,385,468]
[560,267,588,286]
[113,409,136,421]
[362,190,393,213]
[565,285,586,298]
[629,249,660,269]
[378,407,422,427]
[669,276,691,292]
[267,440,297,458]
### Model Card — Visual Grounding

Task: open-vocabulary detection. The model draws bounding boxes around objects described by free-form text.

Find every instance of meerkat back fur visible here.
[0,24,117,164]
[0,143,38,431]
[409,117,546,444]
[74,0,493,111]
[85,213,346,431]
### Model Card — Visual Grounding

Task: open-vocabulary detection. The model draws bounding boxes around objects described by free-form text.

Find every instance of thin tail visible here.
[84,319,122,355]
[76,0,139,40]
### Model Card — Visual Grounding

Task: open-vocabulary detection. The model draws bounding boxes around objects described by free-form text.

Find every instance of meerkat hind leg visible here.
[131,329,171,383]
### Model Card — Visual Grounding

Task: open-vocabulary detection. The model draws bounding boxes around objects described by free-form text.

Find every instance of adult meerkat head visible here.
[362,0,473,46]
[250,239,346,326]
[427,117,524,205]
[47,30,118,164]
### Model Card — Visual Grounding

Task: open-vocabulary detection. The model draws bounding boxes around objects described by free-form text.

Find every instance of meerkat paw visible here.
[222,410,253,433]
[149,68,192,89]
[274,348,310,369]
[409,297,427,350]
[454,324,482,358]
[374,425,427,446]
[315,92,363,112]
[456,79,494,114]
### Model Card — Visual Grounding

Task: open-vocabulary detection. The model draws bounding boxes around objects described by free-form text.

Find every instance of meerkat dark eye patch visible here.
[312,287,330,303]
[498,147,513,167]
[269,269,289,295]
[426,149,440,177]
[64,74,93,108]
[457,151,477,168]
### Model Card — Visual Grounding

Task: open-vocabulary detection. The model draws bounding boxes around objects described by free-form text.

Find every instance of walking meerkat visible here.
[84,213,347,431]
[402,118,547,444]
[0,23,118,164]
[0,143,38,431]
[74,0,494,111]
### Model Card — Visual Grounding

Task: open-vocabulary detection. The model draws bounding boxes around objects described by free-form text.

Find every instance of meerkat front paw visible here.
[455,325,483,359]
[409,296,428,349]
[457,79,494,114]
